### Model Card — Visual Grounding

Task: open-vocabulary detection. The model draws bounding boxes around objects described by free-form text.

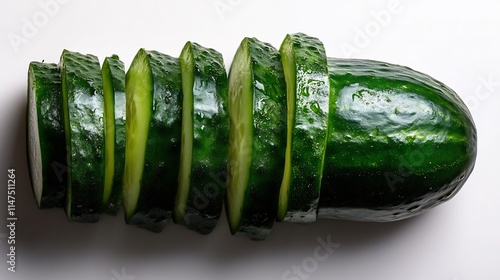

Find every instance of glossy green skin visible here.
[127,50,182,232]
[177,43,229,234]
[27,62,66,208]
[60,50,105,222]
[278,33,329,223]
[102,56,126,214]
[227,38,287,240]
[318,58,477,222]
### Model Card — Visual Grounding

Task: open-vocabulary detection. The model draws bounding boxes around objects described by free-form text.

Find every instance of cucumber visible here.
[26,35,478,237]
[226,38,287,240]
[173,42,229,234]
[27,62,66,208]
[277,33,330,223]
[318,58,477,221]
[60,50,105,222]
[123,49,182,232]
[102,55,126,214]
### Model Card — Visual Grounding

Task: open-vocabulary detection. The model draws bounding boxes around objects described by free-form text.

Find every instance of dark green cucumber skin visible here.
[126,50,182,232]
[228,38,287,240]
[103,56,126,214]
[60,50,105,222]
[179,43,229,234]
[318,58,477,222]
[280,33,329,223]
[27,62,66,208]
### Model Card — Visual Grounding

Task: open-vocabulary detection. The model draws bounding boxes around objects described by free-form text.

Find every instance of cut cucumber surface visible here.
[123,49,182,232]
[277,33,330,223]
[318,58,477,221]
[226,37,287,240]
[102,55,126,214]
[27,62,66,208]
[60,50,105,222]
[174,42,229,234]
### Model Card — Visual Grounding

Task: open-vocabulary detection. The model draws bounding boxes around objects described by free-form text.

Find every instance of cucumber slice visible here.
[102,55,126,214]
[60,50,105,222]
[27,62,66,208]
[226,38,287,240]
[277,33,330,223]
[174,42,229,234]
[123,49,182,232]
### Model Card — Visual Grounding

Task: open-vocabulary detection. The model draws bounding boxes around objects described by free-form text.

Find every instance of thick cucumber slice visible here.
[318,58,477,221]
[226,38,287,240]
[102,55,126,214]
[60,50,105,222]
[174,42,229,234]
[123,49,182,232]
[27,62,66,208]
[277,33,330,223]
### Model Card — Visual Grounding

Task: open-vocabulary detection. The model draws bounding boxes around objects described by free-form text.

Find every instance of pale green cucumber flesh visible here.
[277,33,330,223]
[123,50,152,221]
[27,62,66,208]
[227,39,253,234]
[174,42,229,234]
[123,49,182,232]
[102,55,126,214]
[277,38,296,221]
[174,43,195,223]
[102,59,115,207]
[227,38,287,240]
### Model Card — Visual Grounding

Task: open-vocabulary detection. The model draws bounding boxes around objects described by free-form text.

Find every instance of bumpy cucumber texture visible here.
[102,55,126,214]
[174,42,229,234]
[27,33,477,240]
[226,37,287,240]
[27,62,66,208]
[123,49,182,232]
[60,50,105,222]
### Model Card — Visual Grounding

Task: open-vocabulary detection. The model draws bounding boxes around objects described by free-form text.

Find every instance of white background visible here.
[1,0,499,279]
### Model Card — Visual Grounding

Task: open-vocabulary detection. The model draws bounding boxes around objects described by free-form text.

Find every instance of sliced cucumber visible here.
[60,50,105,222]
[226,38,287,240]
[174,42,229,234]
[277,33,330,223]
[123,49,182,232]
[102,55,126,214]
[27,62,66,208]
